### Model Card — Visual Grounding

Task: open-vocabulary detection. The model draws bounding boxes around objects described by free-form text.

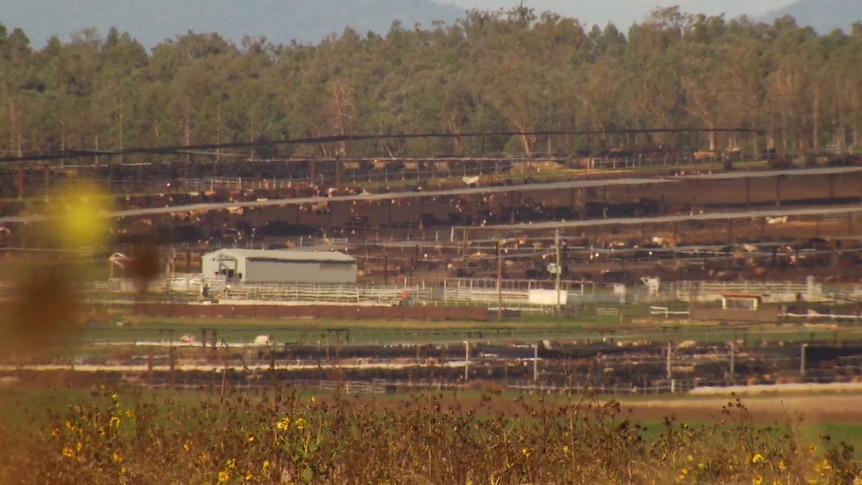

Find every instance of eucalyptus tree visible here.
[849,23,862,151]
[0,25,38,158]
[717,17,772,153]
[92,28,149,163]
[621,8,689,147]
[571,24,627,150]
[818,24,862,152]
[677,13,730,152]
[2,6,861,164]
[762,17,821,155]
[529,11,590,156]
[460,7,552,155]
[280,27,381,158]
[36,28,108,161]
[148,31,237,165]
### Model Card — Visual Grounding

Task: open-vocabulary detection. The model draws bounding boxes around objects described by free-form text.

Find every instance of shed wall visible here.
[201,255,219,279]
[245,260,356,284]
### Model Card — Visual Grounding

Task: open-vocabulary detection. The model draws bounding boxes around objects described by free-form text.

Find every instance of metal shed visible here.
[201,248,357,284]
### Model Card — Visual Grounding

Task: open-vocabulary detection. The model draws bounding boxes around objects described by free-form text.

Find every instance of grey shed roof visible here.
[211,248,355,263]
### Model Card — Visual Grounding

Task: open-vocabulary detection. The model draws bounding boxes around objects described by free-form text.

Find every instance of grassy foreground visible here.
[0,386,858,485]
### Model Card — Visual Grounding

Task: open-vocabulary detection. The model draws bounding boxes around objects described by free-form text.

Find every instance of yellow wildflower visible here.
[111,393,119,401]
[276,417,290,431]
[51,428,60,438]
[244,471,253,481]
[226,458,236,470]
[309,396,316,403]
[678,468,688,481]
[521,447,531,458]
[76,441,83,452]
[109,416,121,428]
[125,409,134,418]
[218,471,230,483]
[294,417,307,431]
[62,447,74,458]
[98,426,106,436]
[815,459,830,474]
[751,453,764,465]
[562,445,569,453]
[263,460,271,469]
[778,460,787,472]
[183,441,192,452]
[112,451,123,463]
[65,420,75,430]
[753,473,763,485]
[246,431,255,443]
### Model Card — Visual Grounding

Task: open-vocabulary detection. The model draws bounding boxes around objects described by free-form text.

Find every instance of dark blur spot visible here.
[127,243,162,293]
[1,265,81,360]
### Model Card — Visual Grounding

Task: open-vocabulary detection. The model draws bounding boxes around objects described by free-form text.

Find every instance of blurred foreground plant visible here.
[0,386,857,485]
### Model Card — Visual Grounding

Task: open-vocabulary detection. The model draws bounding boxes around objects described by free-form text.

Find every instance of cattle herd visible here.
[1,152,862,286]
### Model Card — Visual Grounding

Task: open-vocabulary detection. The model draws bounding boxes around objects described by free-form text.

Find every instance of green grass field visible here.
[75,312,862,347]
[0,258,111,283]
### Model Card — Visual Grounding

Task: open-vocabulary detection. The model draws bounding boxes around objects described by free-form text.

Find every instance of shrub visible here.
[0,386,857,484]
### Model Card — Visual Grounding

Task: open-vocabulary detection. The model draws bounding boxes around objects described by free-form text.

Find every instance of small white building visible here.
[718,292,763,311]
[201,248,356,284]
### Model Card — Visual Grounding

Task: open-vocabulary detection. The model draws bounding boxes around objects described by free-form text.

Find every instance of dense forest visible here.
[0,7,860,162]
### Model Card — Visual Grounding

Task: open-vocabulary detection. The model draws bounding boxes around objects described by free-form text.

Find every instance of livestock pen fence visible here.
[127,377,699,396]
[77,274,862,317]
[62,150,779,196]
[83,277,432,306]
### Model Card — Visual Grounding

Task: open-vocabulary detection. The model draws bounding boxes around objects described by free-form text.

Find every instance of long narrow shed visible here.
[201,248,356,284]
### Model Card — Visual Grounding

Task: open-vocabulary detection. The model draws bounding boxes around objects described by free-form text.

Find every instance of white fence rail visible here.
[782,312,862,321]
[75,274,862,308]
[649,306,690,317]
[441,286,530,305]
[220,284,432,305]
[122,377,698,395]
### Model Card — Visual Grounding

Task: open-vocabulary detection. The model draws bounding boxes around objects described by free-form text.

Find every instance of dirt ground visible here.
[621,394,862,424]
[384,382,862,424]
[341,382,862,425]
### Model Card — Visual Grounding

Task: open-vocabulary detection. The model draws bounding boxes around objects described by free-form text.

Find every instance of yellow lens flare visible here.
[52,182,114,249]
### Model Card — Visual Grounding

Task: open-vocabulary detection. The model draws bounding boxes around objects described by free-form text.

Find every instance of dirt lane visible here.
[623,394,862,424]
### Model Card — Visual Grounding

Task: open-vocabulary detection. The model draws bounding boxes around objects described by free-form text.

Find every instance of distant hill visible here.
[759,0,862,33]
[0,0,467,49]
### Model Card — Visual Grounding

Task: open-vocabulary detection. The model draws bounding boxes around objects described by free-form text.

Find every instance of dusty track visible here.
[435,392,862,424]
[623,394,862,424]
[345,390,862,424]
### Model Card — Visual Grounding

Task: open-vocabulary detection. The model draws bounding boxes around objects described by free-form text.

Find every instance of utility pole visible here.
[464,341,470,382]
[666,341,673,379]
[533,342,539,383]
[555,229,562,316]
[497,240,503,321]
[800,343,808,378]
[729,342,735,380]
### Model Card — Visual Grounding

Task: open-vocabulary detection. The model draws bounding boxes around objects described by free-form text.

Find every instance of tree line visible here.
[1,7,860,163]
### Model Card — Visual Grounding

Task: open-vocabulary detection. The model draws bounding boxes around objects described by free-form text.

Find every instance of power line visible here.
[0,127,764,164]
